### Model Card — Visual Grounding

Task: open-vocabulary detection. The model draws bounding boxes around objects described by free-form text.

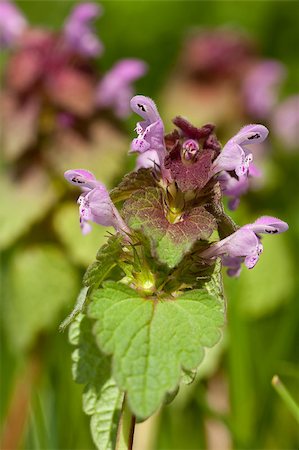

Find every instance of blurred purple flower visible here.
[243,60,286,119]
[0,0,27,48]
[64,2,103,57]
[130,95,168,175]
[96,59,147,117]
[1,26,100,159]
[181,28,255,80]
[64,169,129,235]
[211,124,269,178]
[200,216,288,276]
[272,95,299,150]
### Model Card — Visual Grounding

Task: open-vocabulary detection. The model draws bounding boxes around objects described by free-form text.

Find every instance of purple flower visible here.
[64,2,103,57]
[64,169,129,235]
[271,95,299,150]
[218,162,262,210]
[135,150,160,170]
[211,124,269,178]
[218,172,250,211]
[0,0,27,49]
[200,216,288,276]
[182,139,200,161]
[243,60,286,119]
[130,95,168,174]
[96,59,147,118]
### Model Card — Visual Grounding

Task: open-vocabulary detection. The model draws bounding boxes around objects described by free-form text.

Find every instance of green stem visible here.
[272,375,299,424]
[115,396,136,450]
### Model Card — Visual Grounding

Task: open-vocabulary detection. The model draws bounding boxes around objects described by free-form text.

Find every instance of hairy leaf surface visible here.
[122,188,216,268]
[89,281,224,419]
[110,168,157,203]
[83,234,124,289]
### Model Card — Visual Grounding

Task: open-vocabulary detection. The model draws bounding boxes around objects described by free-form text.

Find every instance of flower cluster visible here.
[162,27,298,208]
[66,95,288,278]
[0,1,147,159]
[178,28,295,128]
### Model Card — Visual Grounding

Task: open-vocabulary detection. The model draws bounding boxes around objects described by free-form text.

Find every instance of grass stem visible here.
[272,375,299,424]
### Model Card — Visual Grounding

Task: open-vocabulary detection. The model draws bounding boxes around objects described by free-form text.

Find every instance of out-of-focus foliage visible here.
[1,1,299,449]
[3,245,79,352]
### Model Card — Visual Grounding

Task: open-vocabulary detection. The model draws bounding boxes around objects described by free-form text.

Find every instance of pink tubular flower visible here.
[0,0,27,49]
[243,60,286,119]
[96,59,147,118]
[271,95,299,150]
[211,124,269,178]
[200,216,288,277]
[64,169,129,235]
[64,2,103,57]
[130,95,168,174]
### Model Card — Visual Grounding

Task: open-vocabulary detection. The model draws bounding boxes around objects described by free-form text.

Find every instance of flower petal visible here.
[232,124,269,146]
[64,2,103,57]
[0,0,27,49]
[271,95,299,150]
[130,95,161,124]
[218,172,249,210]
[135,149,160,170]
[64,169,100,189]
[247,216,289,234]
[96,59,147,117]
[243,60,286,118]
[211,142,244,175]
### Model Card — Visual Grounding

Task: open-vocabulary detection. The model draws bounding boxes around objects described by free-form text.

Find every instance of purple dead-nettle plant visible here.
[1,1,147,162]
[64,95,288,450]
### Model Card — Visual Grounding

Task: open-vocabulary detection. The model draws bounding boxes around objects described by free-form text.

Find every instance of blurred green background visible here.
[1,1,299,449]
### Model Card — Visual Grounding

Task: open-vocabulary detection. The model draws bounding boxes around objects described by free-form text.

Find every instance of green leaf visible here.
[110,168,157,203]
[89,281,224,419]
[83,234,124,289]
[3,245,78,352]
[70,314,123,450]
[165,245,223,293]
[122,187,216,268]
[203,259,224,299]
